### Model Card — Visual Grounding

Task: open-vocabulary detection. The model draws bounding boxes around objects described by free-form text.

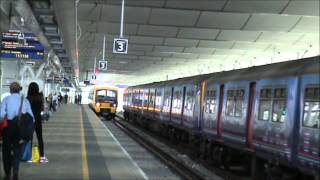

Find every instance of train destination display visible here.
[0,30,44,61]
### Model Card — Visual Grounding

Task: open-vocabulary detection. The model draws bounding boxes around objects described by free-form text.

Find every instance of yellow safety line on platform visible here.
[80,107,90,180]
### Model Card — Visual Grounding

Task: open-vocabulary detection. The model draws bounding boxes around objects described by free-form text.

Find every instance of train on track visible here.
[88,86,118,119]
[123,56,320,180]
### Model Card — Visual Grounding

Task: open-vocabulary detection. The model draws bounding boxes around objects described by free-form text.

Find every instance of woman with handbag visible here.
[0,82,34,180]
[27,82,49,164]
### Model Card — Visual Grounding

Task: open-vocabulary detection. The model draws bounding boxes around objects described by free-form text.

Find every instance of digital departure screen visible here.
[0,30,44,61]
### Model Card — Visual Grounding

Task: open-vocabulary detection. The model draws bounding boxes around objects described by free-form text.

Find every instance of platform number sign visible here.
[113,38,128,54]
[99,60,107,70]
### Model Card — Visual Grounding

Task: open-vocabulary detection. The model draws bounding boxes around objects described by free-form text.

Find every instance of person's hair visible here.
[27,82,39,96]
[10,82,22,93]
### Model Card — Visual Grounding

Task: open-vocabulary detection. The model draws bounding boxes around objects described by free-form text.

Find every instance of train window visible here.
[205,90,216,114]
[235,90,244,117]
[258,89,272,121]
[226,90,235,116]
[149,90,155,108]
[143,91,148,107]
[226,89,244,117]
[163,90,171,108]
[96,90,117,102]
[173,90,182,109]
[185,89,194,111]
[155,89,162,108]
[303,87,320,129]
[272,88,287,123]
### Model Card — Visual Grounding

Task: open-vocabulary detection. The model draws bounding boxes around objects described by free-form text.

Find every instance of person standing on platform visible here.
[78,94,82,105]
[27,82,49,164]
[52,93,58,111]
[64,93,68,104]
[0,82,34,180]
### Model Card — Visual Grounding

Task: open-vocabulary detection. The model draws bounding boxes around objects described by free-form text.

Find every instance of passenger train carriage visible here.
[123,56,320,179]
[88,86,118,119]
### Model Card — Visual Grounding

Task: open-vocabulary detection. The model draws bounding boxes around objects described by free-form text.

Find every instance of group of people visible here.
[0,82,49,180]
[47,92,63,112]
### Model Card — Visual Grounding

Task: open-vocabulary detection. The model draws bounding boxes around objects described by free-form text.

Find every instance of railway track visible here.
[111,115,249,180]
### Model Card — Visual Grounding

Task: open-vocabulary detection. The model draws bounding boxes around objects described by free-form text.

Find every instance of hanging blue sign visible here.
[0,30,44,61]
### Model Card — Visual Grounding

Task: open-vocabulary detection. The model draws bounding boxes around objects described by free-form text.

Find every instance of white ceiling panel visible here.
[129,44,154,51]
[139,56,162,61]
[172,53,199,59]
[198,40,234,49]
[198,54,227,59]
[154,46,184,53]
[149,8,200,26]
[163,58,187,62]
[138,25,178,37]
[98,22,138,35]
[126,51,145,56]
[177,28,220,40]
[106,0,165,7]
[164,38,199,47]
[283,0,319,16]
[214,49,246,55]
[217,30,261,42]
[291,16,319,34]
[145,52,173,57]
[244,14,300,31]
[102,5,151,24]
[197,12,250,29]
[232,42,269,51]
[184,47,215,54]
[113,55,138,59]
[78,3,99,21]
[224,0,288,13]
[256,32,303,44]
[166,0,226,11]
[295,34,320,45]
[130,36,164,45]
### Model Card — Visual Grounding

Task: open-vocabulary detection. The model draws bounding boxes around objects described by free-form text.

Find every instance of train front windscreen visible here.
[96,89,117,103]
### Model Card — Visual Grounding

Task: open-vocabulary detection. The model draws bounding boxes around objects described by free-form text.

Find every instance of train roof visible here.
[94,86,118,91]
[128,56,319,90]
[206,56,319,84]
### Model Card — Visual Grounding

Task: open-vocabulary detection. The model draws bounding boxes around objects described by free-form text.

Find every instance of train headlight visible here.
[113,104,117,107]
[96,102,100,107]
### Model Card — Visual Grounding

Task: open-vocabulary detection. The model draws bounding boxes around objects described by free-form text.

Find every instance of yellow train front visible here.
[89,87,118,119]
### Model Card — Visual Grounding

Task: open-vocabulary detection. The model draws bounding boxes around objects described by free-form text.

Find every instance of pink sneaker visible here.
[40,156,49,163]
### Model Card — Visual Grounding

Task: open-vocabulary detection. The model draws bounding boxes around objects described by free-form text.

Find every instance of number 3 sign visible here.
[113,38,128,54]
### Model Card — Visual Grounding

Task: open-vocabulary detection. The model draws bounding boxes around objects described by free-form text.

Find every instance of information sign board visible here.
[99,60,107,70]
[0,30,44,61]
[113,38,128,54]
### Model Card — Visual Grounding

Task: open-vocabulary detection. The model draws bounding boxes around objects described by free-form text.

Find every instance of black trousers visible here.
[2,120,21,176]
[34,119,44,157]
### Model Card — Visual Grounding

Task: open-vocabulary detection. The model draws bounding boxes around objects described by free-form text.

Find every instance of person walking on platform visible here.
[48,93,53,111]
[27,82,49,164]
[58,93,63,107]
[0,82,34,180]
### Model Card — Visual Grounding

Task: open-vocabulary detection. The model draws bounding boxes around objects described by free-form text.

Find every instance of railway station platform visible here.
[0,105,148,180]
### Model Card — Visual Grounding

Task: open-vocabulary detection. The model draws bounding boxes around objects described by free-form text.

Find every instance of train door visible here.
[222,81,250,148]
[154,87,163,121]
[161,86,172,122]
[297,74,320,175]
[171,86,184,125]
[202,83,220,136]
[182,85,196,129]
[253,77,299,164]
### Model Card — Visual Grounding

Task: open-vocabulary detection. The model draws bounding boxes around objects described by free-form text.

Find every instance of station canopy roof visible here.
[52,0,319,85]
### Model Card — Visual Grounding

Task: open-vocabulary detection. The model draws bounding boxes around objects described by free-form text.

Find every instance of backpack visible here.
[14,96,35,142]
